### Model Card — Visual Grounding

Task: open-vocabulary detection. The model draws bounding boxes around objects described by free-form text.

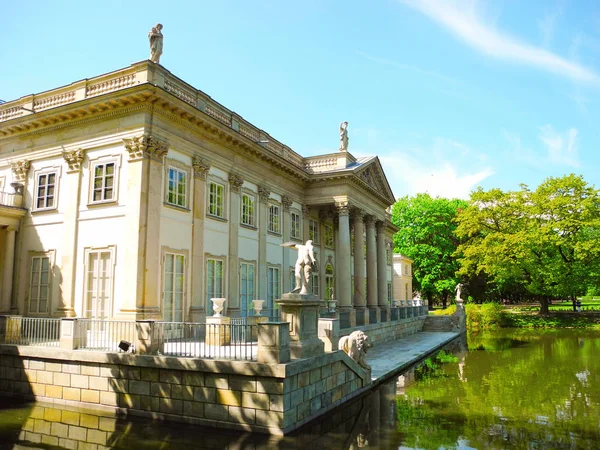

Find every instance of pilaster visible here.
[190,156,210,322]
[228,173,244,312]
[258,186,270,301]
[121,134,169,319]
[1,227,17,314]
[282,196,293,294]
[57,149,85,317]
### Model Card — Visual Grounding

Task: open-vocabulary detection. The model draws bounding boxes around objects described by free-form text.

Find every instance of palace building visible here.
[0,60,401,326]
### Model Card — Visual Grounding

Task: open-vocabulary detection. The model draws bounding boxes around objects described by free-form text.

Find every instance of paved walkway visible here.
[368,331,460,383]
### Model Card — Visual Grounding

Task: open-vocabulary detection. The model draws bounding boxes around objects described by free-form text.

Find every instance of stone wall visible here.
[0,344,370,435]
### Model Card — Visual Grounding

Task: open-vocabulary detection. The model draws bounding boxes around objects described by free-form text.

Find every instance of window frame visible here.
[162,247,188,323]
[207,177,227,220]
[165,161,190,210]
[88,156,121,206]
[206,255,226,314]
[239,260,256,315]
[82,245,117,319]
[27,250,55,315]
[324,223,334,249]
[268,202,281,234]
[241,191,256,228]
[309,218,320,245]
[267,265,281,316]
[290,210,301,240]
[33,167,60,212]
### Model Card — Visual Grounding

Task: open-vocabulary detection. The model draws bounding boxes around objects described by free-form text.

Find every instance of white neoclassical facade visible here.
[0,61,398,326]
[393,254,414,302]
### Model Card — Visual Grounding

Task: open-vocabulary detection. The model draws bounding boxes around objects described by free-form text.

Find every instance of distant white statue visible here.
[455,283,464,303]
[281,240,318,295]
[148,23,164,64]
[339,121,349,152]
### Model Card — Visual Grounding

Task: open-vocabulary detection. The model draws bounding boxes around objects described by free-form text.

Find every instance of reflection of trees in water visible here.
[396,329,600,448]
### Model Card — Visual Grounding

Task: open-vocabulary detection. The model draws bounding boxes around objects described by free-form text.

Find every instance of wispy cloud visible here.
[538,6,562,47]
[379,152,493,199]
[539,125,579,167]
[399,0,600,85]
[356,51,461,85]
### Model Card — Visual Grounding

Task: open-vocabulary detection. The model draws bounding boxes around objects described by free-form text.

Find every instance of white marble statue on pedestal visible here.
[455,283,464,303]
[148,23,164,64]
[281,240,318,295]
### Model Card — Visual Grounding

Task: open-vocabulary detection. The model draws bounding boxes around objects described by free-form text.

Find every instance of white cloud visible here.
[399,0,600,85]
[539,125,580,167]
[379,152,493,199]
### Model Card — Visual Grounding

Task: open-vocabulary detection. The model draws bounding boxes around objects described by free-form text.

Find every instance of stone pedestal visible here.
[276,293,325,359]
[206,316,231,346]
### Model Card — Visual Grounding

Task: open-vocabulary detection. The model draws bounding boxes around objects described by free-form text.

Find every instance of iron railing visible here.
[4,317,60,347]
[76,319,136,352]
[153,322,257,361]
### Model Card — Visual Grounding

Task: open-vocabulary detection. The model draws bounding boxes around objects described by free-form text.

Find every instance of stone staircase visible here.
[422,315,454,332]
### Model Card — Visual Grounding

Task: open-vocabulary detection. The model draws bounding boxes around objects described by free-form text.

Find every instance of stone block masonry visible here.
[0,344,370,435]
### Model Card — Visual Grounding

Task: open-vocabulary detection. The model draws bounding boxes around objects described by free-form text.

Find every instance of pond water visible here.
[1,329,599,449]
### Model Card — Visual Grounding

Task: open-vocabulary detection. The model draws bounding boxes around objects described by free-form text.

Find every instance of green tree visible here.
[456,174,600,313]
[391,193,468,308]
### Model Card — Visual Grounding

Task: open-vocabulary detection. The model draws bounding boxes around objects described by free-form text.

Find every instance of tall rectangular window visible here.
[35,172,56,211]
[387,282,393,303]
[208,182,224,218]
[311,273,320,297]
[241,193,255,226]
[206,258,224,314]
[324,224,334,249]
[240,262,255,315]
[29,256,50,313]
[267,267,280,316]
[164,253,185,322]
[92,162,115,203]
[291,212,301,239]
[309,219,319,244]
[268,204,280,233]
[404,264,410,275]
[167,167,187,208]
[85,250,112,319]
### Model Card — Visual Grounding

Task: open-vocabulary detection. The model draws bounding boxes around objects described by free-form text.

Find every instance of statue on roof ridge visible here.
[339,121,349,152]
[149,23,164,64]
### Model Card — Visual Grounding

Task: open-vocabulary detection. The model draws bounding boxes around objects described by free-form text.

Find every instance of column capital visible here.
[192,156,211,179]
[376,220,385,232]
[335,202,351,216]
[282,195,293,211]
[351,207,365,221]
[62,149,85,172]
[123,135,169,162]
[228,173,244,192]
[302,205,310,218]
[258,186,270,201]
[5,225,17,232]
[11,160,30,182]
[364,214,376,227]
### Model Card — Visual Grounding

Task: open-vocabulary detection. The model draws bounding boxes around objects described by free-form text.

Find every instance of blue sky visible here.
[2,0,600,199]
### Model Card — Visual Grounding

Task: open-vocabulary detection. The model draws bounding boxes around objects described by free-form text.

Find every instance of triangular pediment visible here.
[353,157,395,205]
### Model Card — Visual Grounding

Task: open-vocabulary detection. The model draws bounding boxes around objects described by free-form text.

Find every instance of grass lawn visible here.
[507,298,600,312]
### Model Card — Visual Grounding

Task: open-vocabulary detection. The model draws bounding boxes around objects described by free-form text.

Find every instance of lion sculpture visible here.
[338,330,372,370]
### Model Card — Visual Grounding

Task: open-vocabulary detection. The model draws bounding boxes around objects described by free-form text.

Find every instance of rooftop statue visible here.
[281,240,318,295]
[339,121,349,152]
[148,23,164,64]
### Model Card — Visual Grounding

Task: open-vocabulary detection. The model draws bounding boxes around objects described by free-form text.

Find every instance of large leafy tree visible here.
[456,174,600,313]
[391,194,468,308]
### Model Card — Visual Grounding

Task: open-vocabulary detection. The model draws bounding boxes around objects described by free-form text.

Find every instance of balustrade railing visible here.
[153,322,257,361]
[4,317,60,347]
[76,319,136,352]
[0,191,24,208]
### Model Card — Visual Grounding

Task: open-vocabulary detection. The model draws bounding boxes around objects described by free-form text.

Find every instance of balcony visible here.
[0,191,24,209]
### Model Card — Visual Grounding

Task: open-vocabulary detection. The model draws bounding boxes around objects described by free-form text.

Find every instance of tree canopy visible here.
[391,193,467,307]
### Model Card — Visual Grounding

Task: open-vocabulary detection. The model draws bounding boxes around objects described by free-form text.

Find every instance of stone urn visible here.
[400,300,405,307]
[392,299,400,307]
[327,299,337,313]
[252,300,265,316]
[211,298,226,317]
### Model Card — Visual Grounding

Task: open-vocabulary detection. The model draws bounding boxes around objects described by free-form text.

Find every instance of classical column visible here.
[258,186,270,301]
[282,196,293,294]
[1,227,17,313]
[336,202,353,322]
[228,173,244,313]
[365,215,379,323]
[352,209,366,324]
[190,157,210,321]
[377,221,389,321]
[122,135,169,319]
[58,149,84,317]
